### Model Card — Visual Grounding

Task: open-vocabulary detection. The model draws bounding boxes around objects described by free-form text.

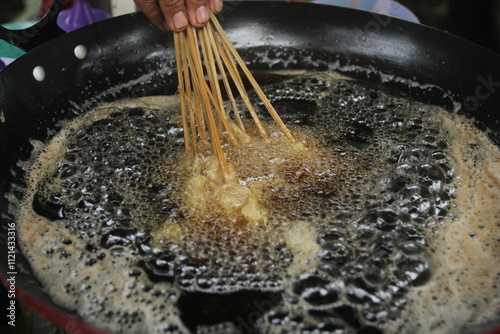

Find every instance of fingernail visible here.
[196,6,209,25]
[213,0,223,13]
[173,11,188,30]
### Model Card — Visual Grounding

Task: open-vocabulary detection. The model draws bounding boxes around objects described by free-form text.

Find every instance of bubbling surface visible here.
[13,73,500,334]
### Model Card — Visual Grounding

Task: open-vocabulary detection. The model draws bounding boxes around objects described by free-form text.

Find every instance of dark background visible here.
[400,0,500,54]
[1,0,500,54]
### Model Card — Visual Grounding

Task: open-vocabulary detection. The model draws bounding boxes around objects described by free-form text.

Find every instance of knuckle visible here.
[186,0,209,9]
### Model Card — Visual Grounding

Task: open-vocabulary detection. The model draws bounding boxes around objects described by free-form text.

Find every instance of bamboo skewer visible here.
[174,12,296,183]
[207,23,246,133]
[174,33,191,155]
[209,12,295,141]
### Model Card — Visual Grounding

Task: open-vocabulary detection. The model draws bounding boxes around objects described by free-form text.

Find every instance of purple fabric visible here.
[57,0,111,32]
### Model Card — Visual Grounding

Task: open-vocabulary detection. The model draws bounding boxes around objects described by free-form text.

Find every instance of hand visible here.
[134,0,223,32]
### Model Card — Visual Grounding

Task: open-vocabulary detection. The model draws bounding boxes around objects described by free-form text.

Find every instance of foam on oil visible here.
[12,73,500,334]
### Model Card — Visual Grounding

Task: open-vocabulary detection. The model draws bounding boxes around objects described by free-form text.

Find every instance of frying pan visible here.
[0,1,499,333]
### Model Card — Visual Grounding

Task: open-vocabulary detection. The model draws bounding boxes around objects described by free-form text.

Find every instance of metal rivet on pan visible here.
[74,45,88,59]
[33,66,45,82]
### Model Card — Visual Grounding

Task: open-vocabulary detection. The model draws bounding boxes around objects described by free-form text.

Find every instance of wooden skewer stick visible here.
[180,31,206,150]
[206,23,246,133]
[210,26,269,140]
[209,12,295,142]
[174,33,191,154]
[186,26,232,182]
[199,27,238,145]
[174,11,296,184]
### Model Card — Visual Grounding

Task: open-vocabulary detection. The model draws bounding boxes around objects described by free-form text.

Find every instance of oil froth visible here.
[12,73,500,334]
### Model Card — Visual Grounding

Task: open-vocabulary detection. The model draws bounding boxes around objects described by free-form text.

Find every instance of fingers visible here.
[208,0,224,14]
[157,0,189,31]
[133,0,166,31]
[185,0,223,28]
[135,0,224,32]
[180,0,209,29]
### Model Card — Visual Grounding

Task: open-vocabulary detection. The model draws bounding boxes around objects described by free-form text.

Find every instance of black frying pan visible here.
[0,1,499,333]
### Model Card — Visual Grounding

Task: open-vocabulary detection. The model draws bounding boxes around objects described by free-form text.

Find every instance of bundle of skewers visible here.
[174,12,295,183]
[152,10,309,236]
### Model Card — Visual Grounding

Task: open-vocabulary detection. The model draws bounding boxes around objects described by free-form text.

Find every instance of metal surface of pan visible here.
[0,1,499,333]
